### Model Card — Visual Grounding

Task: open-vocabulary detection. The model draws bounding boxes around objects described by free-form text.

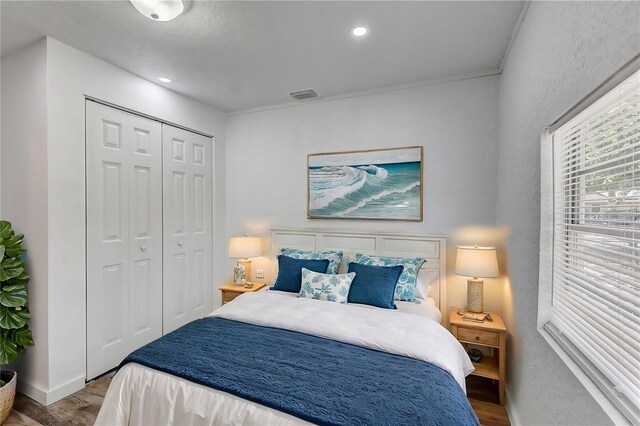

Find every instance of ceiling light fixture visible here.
[351,26,368,37]
[130,0,184,22]
[158,77,172,83]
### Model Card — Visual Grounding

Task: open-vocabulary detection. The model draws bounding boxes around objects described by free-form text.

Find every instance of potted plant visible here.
[0,221,33,423]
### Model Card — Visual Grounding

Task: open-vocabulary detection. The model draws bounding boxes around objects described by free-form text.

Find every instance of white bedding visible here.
[268,287,442,322]
[96,291,472,426]
[397,297,443,323]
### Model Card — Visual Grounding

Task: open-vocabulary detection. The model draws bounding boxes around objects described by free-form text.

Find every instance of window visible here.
[539,69,639,424]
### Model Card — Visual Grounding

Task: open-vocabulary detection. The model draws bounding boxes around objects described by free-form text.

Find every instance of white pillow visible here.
[298,268,355,304]
[414,270,435,300]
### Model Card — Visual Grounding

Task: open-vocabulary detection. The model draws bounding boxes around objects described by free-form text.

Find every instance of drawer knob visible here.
[475,336,480,341]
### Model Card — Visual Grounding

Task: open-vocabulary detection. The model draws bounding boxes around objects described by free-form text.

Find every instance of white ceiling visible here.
[1,1,524,112]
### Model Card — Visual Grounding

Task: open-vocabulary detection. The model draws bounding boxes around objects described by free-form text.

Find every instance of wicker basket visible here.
[0,370,17,424]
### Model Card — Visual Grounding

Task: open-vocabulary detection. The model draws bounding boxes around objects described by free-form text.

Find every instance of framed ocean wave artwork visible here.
[307,146,423,221]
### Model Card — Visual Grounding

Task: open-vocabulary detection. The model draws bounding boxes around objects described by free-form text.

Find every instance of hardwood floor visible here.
[467,375,511,426]
[11,375,111,426]
[10,373,509,426]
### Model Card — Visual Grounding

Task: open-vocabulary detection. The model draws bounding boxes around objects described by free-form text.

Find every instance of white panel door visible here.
[86,101,163,379]
[163,125,213,333]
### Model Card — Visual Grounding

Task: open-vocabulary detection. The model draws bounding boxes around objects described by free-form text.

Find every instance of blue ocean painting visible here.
[308,148,422,220]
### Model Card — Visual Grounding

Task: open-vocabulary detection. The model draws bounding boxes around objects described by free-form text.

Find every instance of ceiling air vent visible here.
[289,89,319,101]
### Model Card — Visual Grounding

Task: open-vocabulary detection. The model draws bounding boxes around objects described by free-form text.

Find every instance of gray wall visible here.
[496,1,640,425]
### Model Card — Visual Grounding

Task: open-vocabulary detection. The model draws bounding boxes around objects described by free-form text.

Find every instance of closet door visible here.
[163,125,213,333]
[86,102,163,379]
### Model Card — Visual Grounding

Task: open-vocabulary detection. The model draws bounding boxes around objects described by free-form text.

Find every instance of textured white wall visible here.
[44,37,226,402]
[225,75,505,321]
[0,38,49,396]
[1,37,226,404]
[496,1,640,425]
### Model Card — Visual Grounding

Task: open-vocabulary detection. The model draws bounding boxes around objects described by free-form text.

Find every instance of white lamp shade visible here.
[455,246,499,278]
[229,236,261,259]
[130,0,184,21]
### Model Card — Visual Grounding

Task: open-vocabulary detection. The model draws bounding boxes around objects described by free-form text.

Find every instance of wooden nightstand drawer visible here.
[222,291,240,304]
[457,328,499,347]
[219,282,267,305]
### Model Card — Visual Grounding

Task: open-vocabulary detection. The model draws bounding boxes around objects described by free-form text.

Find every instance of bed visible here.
[95,230,477,426]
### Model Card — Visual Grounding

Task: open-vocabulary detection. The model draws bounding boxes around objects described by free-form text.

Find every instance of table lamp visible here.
[455,245,499,313]
[229,235,261,285]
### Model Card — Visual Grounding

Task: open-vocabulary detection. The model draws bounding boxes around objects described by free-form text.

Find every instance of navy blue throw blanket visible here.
[121,317,479,426]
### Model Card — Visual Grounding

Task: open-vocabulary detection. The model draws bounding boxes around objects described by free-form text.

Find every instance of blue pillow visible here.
[272,255,330,293]
[347,262,404,309]
[354,253,426,301]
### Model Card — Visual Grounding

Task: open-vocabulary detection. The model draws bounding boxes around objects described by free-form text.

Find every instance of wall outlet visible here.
[255,269,264,279]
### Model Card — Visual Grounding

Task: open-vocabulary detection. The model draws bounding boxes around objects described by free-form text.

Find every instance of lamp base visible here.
[466,279,484,313]
[237,259,252,284]
[233,264,246,285]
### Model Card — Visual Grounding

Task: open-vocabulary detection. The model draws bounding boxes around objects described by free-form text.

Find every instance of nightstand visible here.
[450,308,507,405]
[219,282,267,305]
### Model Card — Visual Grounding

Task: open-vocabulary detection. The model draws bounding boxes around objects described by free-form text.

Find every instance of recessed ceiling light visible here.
[158,77,172,83]
[351,26,368,37]
[130,0,184,22]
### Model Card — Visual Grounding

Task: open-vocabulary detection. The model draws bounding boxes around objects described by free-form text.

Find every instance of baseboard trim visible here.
[505,386,522,426]
[16,379,48,405]
[18,375,86,406]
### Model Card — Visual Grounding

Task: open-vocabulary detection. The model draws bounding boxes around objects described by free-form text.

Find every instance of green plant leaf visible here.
[0,221,11,239]
[1,257,23,269]
[0,221,33,364]
[0,305,30,329]
[2,266,23,280]
[3,235,25,258]
[5,248,25,258]
[0,284,27,307]
[0,335,19,365]
[13,326,33,347]
[0,256,24,281]
[10,272,29,286]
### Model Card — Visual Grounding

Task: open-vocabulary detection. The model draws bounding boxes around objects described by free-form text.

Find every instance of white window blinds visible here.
[547,69,640,423]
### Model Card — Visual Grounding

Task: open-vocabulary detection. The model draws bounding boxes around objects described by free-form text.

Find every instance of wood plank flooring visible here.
[467,376,511,426]
[10,374,509,425]
[11,375,111,426]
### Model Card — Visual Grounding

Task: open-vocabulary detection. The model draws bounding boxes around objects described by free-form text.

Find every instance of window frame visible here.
[538,60,640,426]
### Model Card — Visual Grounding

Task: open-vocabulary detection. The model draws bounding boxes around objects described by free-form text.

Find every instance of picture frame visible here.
[307,146,423,221]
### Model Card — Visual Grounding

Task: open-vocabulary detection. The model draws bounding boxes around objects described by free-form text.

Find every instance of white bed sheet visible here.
[270,287,442,323]
[96,291,471,426]
[398,297,443,323]
[98,363,311,426]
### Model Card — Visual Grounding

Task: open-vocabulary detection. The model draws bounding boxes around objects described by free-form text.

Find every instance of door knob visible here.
[140,245,147,252]
[178,241,183,247]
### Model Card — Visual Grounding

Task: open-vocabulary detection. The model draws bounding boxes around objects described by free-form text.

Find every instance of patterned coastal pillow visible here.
[280,248,344,275]
[354,253,426,302]
[298,268,355,304]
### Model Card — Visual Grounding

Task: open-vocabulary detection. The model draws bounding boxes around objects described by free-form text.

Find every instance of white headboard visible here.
[271,229,447,315]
